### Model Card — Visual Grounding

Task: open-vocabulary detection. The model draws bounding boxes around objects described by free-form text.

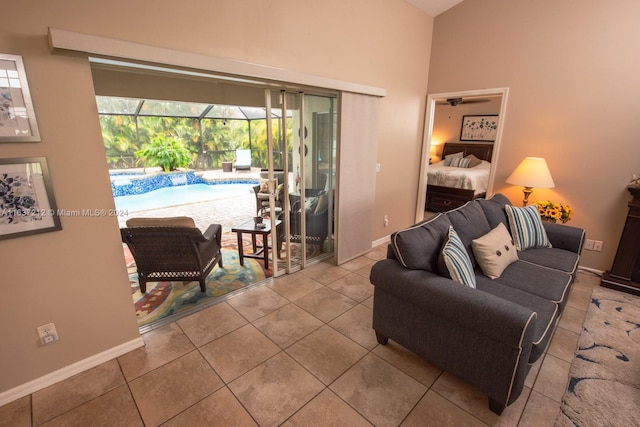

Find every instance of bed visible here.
[426,142,494,212]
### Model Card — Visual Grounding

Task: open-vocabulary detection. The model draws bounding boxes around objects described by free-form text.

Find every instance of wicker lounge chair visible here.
[121,217,223,293]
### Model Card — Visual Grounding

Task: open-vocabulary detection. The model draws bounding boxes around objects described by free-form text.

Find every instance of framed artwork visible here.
[0,54,41,142]
[460,115,499,142]
[0,157,62,240]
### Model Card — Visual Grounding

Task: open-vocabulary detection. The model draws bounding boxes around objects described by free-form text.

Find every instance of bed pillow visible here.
[505,204,552,250]
[443,151,464,166]
[449,157,471,168]
[471,223,518,279]
[439,226,476,288]
[464,154,483,168]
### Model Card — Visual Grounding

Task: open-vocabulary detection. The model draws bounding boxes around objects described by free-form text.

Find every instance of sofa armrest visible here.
[542,221,585,254]
[370,260,536,346]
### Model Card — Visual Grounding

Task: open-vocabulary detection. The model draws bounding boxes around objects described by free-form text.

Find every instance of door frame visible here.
[415,87,510,223]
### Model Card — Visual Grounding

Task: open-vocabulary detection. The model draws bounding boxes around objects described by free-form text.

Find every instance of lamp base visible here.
[522,187,533,206]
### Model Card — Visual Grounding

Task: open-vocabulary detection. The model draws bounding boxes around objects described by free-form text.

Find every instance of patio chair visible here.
[235,149,252,171]
[279,190,330,252]
[121,216,223,293]
[253,169,286,216]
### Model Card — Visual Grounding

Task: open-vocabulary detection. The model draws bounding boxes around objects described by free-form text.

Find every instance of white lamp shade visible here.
[506,157,555,188]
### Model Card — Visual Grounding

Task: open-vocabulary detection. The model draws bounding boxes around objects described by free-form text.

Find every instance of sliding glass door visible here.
[265,90,337,275]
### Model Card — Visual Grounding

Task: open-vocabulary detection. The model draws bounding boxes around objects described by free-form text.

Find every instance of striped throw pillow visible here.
[449,157,471,168]
[505,204,552,250]
[441,226,476,288]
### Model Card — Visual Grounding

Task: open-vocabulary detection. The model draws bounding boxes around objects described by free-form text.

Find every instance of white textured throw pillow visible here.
[472,223,519,279]
[505,204,552,250]
[441,226,476,288]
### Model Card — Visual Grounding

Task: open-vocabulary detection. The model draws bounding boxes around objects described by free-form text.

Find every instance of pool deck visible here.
[116,167,280,231]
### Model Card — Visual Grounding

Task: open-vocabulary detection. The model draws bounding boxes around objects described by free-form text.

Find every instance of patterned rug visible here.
[556,286,640,426]
[125,231,272,328]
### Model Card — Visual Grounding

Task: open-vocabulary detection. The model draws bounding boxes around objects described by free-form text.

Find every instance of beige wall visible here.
[429,0,640,271]
[0,0,433,394]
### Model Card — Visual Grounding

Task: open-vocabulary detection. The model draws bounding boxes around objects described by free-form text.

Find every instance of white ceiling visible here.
[405,0,464,17]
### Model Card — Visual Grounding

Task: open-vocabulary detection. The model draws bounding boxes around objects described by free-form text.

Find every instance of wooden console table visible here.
[601,186,640,295]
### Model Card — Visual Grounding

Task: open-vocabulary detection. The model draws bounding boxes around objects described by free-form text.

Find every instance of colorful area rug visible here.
[556,286,640,426]
[125,231,272,328]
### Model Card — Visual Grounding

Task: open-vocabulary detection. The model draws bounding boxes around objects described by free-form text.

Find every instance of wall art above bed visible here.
[460,115,499,142]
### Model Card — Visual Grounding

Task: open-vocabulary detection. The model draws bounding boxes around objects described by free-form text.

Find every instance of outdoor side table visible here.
[231,219,281,270]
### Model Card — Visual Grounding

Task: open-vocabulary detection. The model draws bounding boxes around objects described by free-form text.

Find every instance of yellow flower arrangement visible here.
[534,200,573,223]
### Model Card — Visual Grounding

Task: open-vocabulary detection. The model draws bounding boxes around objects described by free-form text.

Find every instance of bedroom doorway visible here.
[415,88,510,223]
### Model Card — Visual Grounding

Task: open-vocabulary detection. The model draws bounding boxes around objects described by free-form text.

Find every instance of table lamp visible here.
[506,157,555,206]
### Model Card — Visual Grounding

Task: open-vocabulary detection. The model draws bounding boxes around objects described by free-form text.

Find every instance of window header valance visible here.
[48,28,386,98]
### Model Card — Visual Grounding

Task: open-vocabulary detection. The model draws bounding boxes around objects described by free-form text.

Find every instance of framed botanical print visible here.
[460,115,499,142]
[0,54,41,142]
[0,157,62,240]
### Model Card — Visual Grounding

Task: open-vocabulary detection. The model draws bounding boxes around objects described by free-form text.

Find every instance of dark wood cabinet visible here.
[601,186,640,295]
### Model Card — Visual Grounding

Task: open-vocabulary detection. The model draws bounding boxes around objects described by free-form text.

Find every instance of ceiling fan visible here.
[436,97,490,107]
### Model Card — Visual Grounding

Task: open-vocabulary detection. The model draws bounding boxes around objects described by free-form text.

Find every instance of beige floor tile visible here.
[566,285,592,312]
[253,303,323,348]
[365,245,387,261]
[176,301,247,347]
[226,285,289,321]
[525,357,544,389]
[267,273,324,301]
[32,359,124,425]
[0,395,30,427]
[162,387,257,426]
[354,263,375,279]
[430,371,528,426]
[39,385,142,427]
[547,326,580,363]
[518,389,561,427]
[532,354,571,402]
[327,272,374,302]
[401,390,486,427]
[339,256,375,273]
[294,287,357,323]
[118,322,195,381]
[299,261,351,285]
[328,304,378,350]
[557,305,587,335]
[282,389,372,427]
[330,353,427,426]
[286,325,368,385]
[372,340,443,387]
[129,350,223,427]
[229,352,324,426]
[361,295,374,309]
[199,324,281,383]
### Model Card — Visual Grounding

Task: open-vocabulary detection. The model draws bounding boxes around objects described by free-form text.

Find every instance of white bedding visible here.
[427,160,491,195]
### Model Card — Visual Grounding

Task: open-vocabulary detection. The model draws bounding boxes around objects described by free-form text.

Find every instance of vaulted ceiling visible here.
[405,0,463,17]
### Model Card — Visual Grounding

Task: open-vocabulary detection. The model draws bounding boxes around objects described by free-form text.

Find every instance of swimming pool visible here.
[114,183,256,212]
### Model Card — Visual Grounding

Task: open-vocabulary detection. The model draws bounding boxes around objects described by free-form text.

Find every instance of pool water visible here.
[114,183,255,212]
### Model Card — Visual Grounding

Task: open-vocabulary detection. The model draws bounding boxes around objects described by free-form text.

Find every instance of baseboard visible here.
[372,235,390,248]
[0,337,144,407]
[578,265,605,276]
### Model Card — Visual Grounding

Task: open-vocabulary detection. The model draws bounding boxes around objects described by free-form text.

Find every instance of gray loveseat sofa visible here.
[370,193,585,414]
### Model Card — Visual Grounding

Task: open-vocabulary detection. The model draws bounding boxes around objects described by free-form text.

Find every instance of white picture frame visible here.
[0,54,41,142]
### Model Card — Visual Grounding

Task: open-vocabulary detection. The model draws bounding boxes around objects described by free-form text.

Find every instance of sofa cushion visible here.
[518,248,580,275]
[446,201,491,267]
[475,276,558,362]
[390,213,452,271]
[472,223,519,279]
[440,226,476,288]
[125,216,196,228]
[494,261,573,308]
[505,205,552,250]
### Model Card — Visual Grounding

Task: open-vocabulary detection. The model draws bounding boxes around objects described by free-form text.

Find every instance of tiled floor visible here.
[1,249,601,426]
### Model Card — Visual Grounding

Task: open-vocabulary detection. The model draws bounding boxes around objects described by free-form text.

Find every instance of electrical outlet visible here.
[593,240,604,252]
[383,215,389,227]
[376,163,381,173]
[584,239,594,250]
[37,323,59,345]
